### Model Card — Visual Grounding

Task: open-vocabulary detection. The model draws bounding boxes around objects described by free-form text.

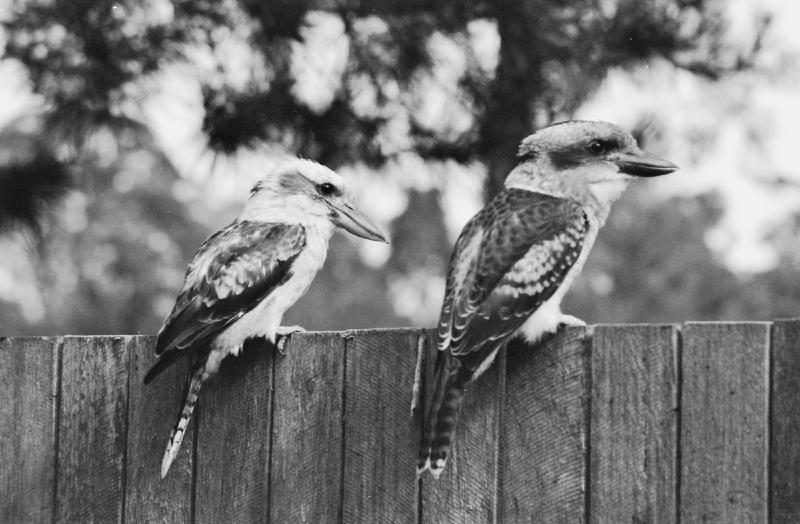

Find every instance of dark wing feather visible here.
[144,221,306,383]
[438,189,588,370]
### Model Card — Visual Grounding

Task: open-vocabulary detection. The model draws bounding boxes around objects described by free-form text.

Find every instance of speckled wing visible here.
[144,221,306,384]
[437,189,588,370]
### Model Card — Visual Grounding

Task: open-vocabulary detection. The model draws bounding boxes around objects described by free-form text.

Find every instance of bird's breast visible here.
[516,217,600,342]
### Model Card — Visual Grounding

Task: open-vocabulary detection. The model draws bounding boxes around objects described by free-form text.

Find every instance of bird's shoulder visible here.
[181,220,306,301]
[452,189,587,282]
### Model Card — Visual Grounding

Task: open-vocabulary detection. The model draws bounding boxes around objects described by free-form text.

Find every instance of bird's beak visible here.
[328,201,388,243]
[613,150,678,177]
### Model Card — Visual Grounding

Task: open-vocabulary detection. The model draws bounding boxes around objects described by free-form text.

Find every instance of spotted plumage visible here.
[438,190,588,367]
[418,120,677,477]
[147,159,386,478]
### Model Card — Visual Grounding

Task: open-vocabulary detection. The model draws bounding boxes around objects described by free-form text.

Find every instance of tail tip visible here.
[430,458,445,479]
[160,454,172,479]
[160,440,178,478]
[416,457,446,479]
[416,458,430,478]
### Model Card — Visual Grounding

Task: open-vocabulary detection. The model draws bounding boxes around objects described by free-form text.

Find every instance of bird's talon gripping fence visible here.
[2,322,799,522]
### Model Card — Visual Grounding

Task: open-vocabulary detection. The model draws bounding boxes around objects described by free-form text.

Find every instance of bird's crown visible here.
[250,158,349,200]
[517,120,637,163]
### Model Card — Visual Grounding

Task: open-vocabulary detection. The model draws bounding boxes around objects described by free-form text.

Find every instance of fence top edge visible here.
[1,322,788,341]
[681,320,772,327]
[773,317,800,324]
[591,322,678,330]
[0,328,427,342]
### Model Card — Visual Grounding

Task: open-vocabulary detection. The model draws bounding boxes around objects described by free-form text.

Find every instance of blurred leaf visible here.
[0,152,71,239]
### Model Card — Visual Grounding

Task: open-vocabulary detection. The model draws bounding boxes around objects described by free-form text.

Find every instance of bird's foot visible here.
[558,314,593,341]
[275,326,306,355]
[558,314,586,328]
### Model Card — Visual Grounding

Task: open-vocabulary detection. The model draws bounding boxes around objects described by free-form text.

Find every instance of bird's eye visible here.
[586,140,610,155]
[317,182,337,196]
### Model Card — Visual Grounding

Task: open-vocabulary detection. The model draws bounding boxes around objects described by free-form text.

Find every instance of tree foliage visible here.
[0,0,785,334]
[3,0,764,190]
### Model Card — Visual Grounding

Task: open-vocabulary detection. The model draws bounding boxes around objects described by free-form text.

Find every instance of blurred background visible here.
[0,0,798,336]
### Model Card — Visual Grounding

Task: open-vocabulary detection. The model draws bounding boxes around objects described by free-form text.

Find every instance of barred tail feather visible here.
[161,363,204,478]
[417,359,471,478]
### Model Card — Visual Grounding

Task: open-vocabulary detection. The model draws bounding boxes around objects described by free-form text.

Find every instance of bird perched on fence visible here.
[145,158,386,478]
[417,120,677,478]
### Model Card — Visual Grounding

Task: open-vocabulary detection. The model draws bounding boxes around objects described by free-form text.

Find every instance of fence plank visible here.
[590,325,678,524]
[125,335,193,523]
[0,337,59,524]
[770,319,800,523]
[2,324,794,522]
[498,326,590,523]
[343,329,419,523]
[680,322,769,523]
[271,332,345,523]
[195,338,274,523]
[421,332,503,524]
[56,336,129,523]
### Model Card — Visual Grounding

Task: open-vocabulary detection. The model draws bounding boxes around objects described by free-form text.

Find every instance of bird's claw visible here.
[558,314,586,328]
[276,325,307,335]
[558,314,593,341]
[276,336,289,356]
[275,326,306,356]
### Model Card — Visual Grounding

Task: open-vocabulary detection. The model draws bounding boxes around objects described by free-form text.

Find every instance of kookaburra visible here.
[145,159,386,478]
[418,120,677,477]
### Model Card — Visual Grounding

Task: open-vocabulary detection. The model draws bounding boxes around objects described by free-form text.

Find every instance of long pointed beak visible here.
[328,201,388,243]
[613,150,678,177]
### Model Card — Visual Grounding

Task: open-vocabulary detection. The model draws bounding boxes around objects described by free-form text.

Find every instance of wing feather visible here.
[144,221,306,383]
[437,189,588,369]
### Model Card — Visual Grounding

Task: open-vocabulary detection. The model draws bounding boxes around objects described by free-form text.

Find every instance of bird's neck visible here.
[505,164,629,225]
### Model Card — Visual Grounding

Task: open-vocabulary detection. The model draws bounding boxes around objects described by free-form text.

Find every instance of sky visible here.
[0,0,799,323]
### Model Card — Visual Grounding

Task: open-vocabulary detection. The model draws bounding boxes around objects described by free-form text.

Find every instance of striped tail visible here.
[161,363,204,478]
[417,357,472,478]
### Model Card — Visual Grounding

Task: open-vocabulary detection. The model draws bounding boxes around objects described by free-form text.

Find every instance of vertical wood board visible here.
[270,332,346,524]
[342,329,420,523]
[421,329,503,524]
[770,319,800,523]
[56,336,129,523]
[195,338,274,523]
[125,335,193,523]
[590,325,678,524]
[680,323,769,524]
[499,327,590,523]
[0,337,59,524]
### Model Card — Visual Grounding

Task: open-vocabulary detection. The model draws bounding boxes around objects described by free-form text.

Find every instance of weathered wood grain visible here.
[270,332,346,523]
[1,324,793,522]
[195,337,274,523]
[125,335,193,523]
[770,319,800,523]
[680,322,769,524]
[421,330,503,524]
[56,336,129,523]
[590,325,678,524]
[342,329,419,523]
[498,326,590,523]
[0,337,59,524]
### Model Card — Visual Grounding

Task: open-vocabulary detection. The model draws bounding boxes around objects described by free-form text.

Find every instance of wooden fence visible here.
[1,322,799,523]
